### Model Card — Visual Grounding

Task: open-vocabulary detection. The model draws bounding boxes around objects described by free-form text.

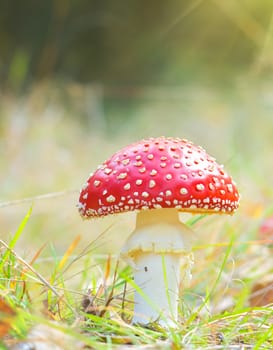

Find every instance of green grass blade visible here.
[187,230,235,325]
[0,206,32,270]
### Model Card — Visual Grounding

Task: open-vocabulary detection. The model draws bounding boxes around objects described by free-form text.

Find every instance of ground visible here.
[1,78,273,349]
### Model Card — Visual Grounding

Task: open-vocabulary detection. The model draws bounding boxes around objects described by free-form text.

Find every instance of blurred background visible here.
[1,0,273,262]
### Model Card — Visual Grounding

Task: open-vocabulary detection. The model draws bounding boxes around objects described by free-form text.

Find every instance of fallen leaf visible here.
[249,279,273,307]
[0,298,17,337]
[10,323,84,350]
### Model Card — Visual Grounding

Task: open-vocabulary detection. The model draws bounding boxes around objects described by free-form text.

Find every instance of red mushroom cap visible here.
[78,137,240,218]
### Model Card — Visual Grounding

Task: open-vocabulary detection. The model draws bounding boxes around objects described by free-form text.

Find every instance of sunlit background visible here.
[1,0,273,268]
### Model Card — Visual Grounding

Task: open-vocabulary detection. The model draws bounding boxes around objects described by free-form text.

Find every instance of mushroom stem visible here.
[133,252,181,326]
[122,208,192,326]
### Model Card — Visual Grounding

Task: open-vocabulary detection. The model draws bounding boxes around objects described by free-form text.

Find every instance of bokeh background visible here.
[1,0,273,264]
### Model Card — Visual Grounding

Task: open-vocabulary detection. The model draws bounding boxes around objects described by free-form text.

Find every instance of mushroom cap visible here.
[78,137,240,218]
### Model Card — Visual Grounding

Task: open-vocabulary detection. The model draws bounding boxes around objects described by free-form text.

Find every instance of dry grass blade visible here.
[0,239,61,298]
[28,243,48,266]
[57,235,81,271]
[99,259,119,317]
[19,243,48,285]
[104,254,112,281]
[0,190,78,208]
[61,224,115,276]
[81,257,121,318]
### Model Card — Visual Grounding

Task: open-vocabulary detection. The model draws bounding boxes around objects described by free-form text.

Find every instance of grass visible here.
[1,79,273,348]
[1,208,273,349]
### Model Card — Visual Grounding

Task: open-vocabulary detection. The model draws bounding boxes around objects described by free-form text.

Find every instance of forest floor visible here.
[1,80,273,349]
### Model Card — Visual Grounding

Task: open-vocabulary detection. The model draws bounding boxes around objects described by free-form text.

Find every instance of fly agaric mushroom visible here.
[78,137,240,326]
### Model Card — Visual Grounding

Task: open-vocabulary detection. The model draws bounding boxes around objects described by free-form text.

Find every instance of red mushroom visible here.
[78,137,240,326]
[259,215,273,244]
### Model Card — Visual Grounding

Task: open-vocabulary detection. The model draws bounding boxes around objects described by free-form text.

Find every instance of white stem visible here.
[122,208,192,326]
[133,252,181,326]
